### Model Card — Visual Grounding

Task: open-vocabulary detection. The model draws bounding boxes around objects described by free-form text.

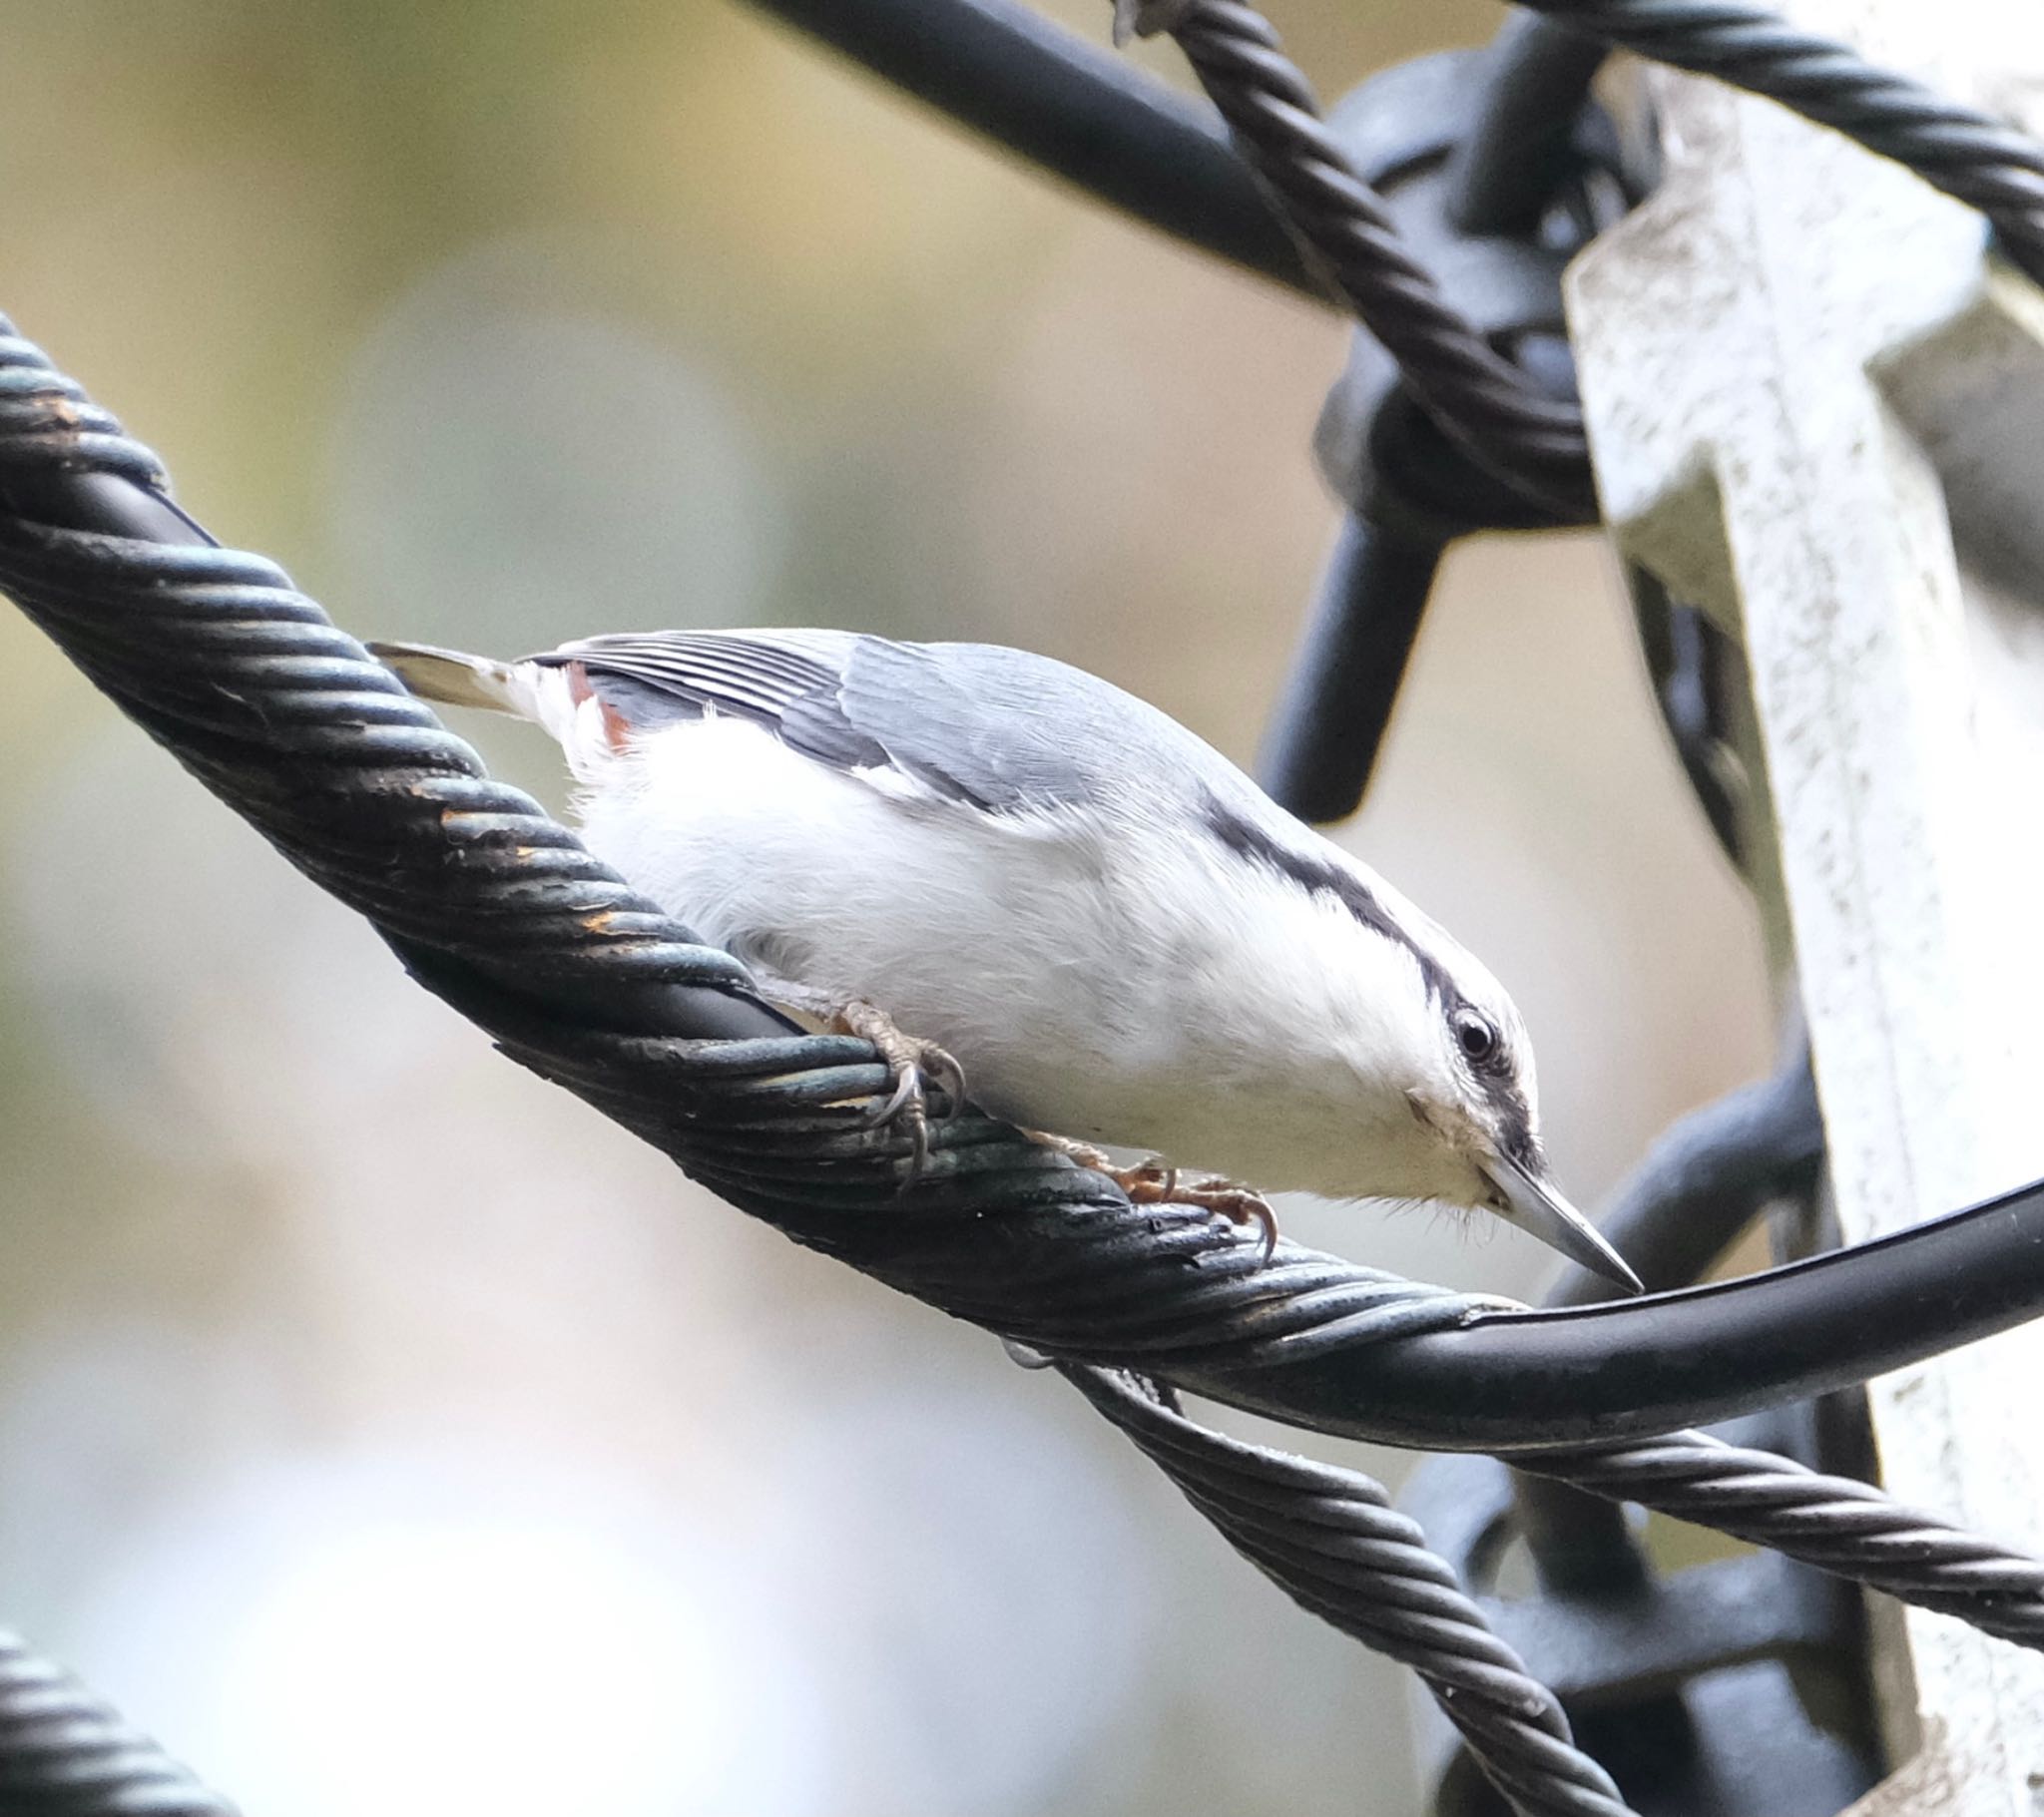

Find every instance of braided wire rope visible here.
[1525,1436,2044,1645]
[0,1630,233,1816]
[1133,0,1599,513]
[1520,0,2044,283]
[1120,0,2044,513]
[1069,1368,1635,1817]
[1080,1362,2044,1813]
[1076,1368,2044,1805]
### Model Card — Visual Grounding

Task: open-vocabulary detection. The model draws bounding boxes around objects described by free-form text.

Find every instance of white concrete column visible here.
[1565,4,2044,1808]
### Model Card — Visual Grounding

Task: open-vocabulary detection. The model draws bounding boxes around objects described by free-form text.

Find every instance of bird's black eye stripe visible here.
[1452,1008,1508,1073]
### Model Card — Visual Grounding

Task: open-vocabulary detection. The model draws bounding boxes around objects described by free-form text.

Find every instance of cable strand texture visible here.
[1518,0,2044,281]
[0,1630,234,1817]
[1529,1434,2044,1646]
[1153,0,1598,512]
[1124,0,2044,520]
[1070,1368,1636,1817]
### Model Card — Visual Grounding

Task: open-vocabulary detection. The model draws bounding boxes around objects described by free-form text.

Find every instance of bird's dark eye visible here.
[1454,1010,1501,1067]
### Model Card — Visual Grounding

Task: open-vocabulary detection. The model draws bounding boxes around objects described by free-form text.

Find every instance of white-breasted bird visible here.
[369,629,1640,1291]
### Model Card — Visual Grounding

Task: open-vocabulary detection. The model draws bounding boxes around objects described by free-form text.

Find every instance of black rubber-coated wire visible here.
[1442,13,1613,235]
[1510,1051,1820,1590]
[1256,515,1443,820]
[745,0,1318,297]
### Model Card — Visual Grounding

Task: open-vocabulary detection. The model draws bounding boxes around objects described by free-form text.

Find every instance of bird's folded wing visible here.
[541,630,1126,817]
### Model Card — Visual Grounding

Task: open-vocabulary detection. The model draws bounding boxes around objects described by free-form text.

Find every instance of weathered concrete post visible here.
[1566,4,2044,1808]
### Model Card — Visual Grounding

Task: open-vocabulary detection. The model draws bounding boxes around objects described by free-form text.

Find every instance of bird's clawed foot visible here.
[1128,1168,1279,1265]
[1040,1137,1278,1263]
[834,999,968,1182]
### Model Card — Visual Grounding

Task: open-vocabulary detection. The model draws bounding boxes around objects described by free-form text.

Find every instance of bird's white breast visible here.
[572,713,1448,1198]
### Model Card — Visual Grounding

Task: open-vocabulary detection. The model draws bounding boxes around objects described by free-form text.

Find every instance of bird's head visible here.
[1334,903,1641,1294]
[1387,969,1638,1291]
[1194,803,1641,1290]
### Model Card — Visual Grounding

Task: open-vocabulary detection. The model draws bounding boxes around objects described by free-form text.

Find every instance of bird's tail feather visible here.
[367,641,525,715]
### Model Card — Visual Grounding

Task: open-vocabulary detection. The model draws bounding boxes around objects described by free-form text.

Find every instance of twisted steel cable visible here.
[1079,1369,2044,1813]
[0,1630,233,1816]
[1132,0,1598,514]
[1520,0,2044,285]
[1527,1435,2044,1645]
[1122,0,2044,517]
[1070,1368,1635,1817]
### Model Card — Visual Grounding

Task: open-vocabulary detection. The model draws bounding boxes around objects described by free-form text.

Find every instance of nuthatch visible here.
[371,629,1640,1291]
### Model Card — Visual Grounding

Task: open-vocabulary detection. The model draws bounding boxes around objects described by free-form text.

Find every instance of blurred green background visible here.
[0,3,1772,1812]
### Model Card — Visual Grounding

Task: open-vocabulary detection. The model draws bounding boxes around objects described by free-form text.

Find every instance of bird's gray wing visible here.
[537,630,1228,816]
[538,630,892,774]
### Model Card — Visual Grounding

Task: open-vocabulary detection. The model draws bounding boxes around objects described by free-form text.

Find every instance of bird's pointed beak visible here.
[1483,1152,1643,1294]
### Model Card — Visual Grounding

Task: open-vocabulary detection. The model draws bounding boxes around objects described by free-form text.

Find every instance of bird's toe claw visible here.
[1137,1174,1278,1261]
[1033,1136,1278,1265]
[1205,1187,1279,1265]
[925,1048,969,1120]
[835,999,965,1186]
[861,1063,920,1132]
[901,1094,931,1187]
